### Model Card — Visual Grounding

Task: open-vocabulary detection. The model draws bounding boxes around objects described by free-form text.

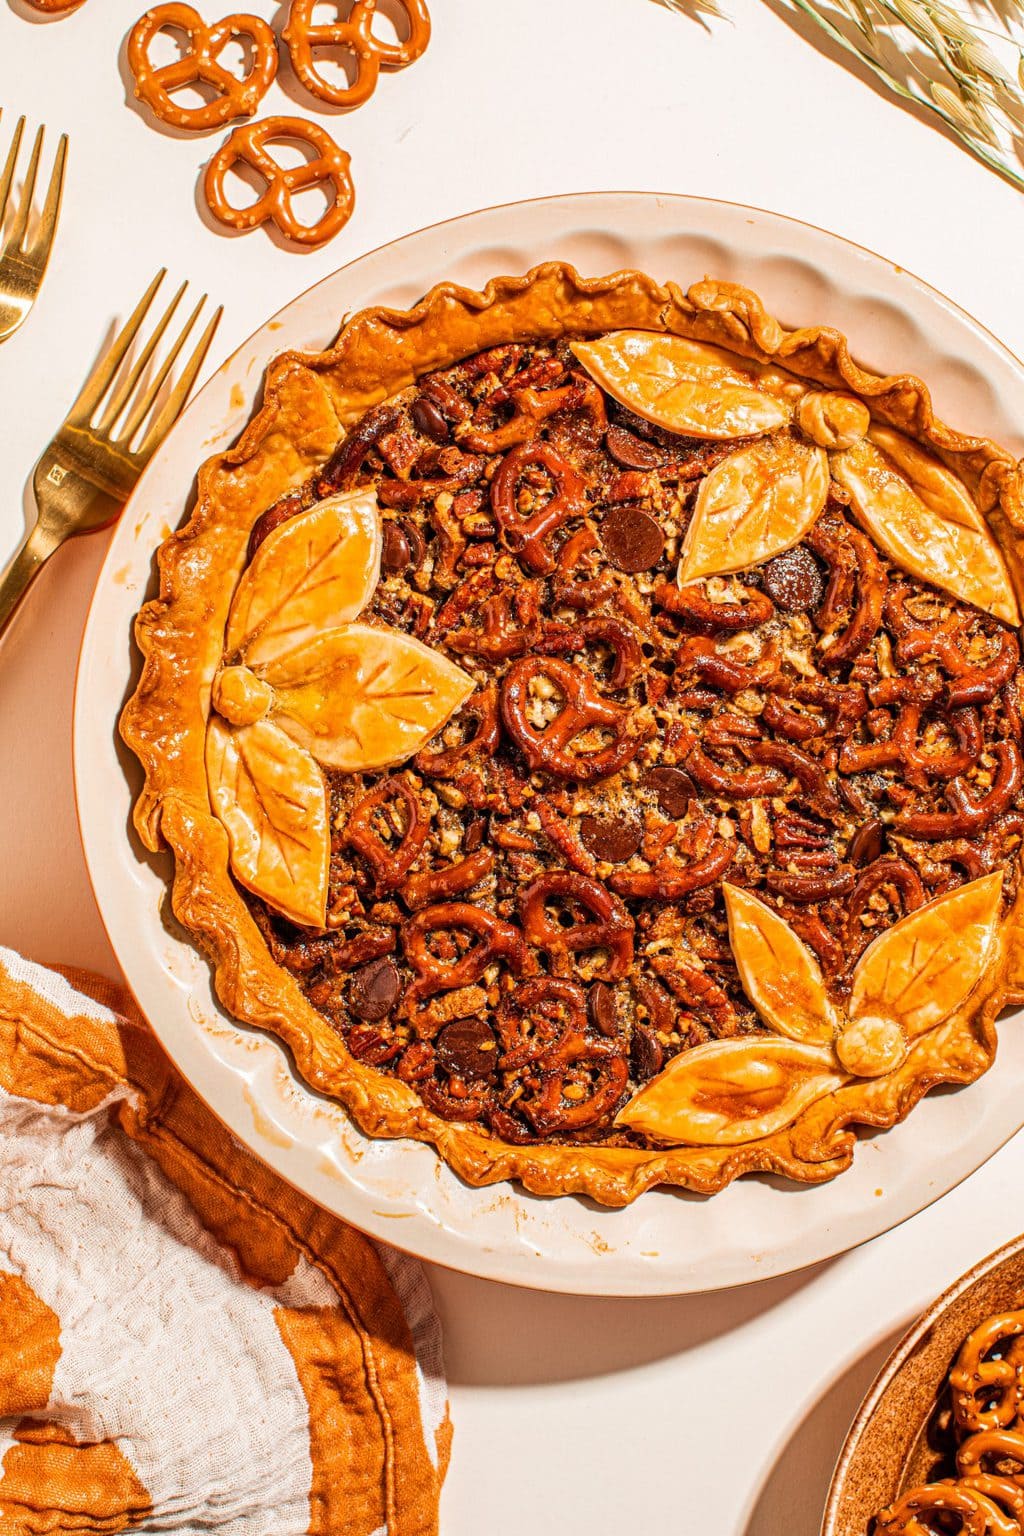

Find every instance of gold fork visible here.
[0,269,222,637]
[0,111,68,346]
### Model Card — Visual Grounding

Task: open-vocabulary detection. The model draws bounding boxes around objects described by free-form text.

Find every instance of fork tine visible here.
[68,269,166,425]
[6,122,43,253]
[139,304,223,461]
[26,130,67,264]
[0,116,25,231]
[96,279,186,435]
[119,293,208,447]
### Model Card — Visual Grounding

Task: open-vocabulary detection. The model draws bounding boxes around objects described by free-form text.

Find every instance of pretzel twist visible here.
[203,117,355,246]
[876,1482,1014,1535]
[519,871,634,980]
[345,777,428,892]
[500,656,641,782]
[957,1428,1024,1483]
[129,4,278,130]
[490,440,588,575]
[283,0,430,110]
[951,1311,1024,1437]
[403,902,525,1005]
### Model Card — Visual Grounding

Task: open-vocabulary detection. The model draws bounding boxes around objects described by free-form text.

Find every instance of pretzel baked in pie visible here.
[121,264,1024,1205]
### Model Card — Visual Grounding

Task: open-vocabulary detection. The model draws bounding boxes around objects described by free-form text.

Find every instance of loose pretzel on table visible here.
[203,116,355,246]
[128,3,278,131]
[282,0,431,110]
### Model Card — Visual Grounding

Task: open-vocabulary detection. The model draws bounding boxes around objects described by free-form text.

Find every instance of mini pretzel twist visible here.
[951,1312,1024,1435]
[203,117,355,247]
[128,4,278,131]
[519,871,634,980]
[500,656,641,783]
[282,0,430,110]
[875,1482,1011,1535]
[413,683,501,778]
[461,375,605,455]
[496,977,628,1133]
[956,1427,1024,1483]
[345,777,428,892]
[403,902,525,1005]
[490,441,588,575]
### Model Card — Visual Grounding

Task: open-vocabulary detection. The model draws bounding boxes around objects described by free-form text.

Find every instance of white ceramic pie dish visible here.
[74,191,1024,1296]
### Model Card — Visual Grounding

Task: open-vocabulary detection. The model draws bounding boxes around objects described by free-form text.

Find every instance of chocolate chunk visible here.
[381,520,412,574]
[643,766,694,819]
[849,817,885,867]
[605,425,665,471]
[435,1018,499,1080]
[411,395,451,444]
[579,813,642,864]
[631,1023,665,1083]
[588,981,618,1037]
[759,546,825,611]
[600,505,665,574]
[349,958,401,1022]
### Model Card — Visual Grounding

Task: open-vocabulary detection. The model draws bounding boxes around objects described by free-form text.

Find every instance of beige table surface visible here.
[2,0,1024,1529]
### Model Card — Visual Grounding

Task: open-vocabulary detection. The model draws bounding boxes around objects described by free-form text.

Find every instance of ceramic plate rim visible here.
[73,190,1024,1296]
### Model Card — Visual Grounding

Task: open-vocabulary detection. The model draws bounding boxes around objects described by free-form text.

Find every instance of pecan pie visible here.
[121,265,1024,1204]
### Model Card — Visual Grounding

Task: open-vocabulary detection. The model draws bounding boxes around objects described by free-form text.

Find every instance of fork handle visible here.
[0,522,59,640]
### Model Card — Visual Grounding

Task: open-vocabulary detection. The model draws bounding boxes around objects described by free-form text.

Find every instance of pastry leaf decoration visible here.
[830,429,1020,626]
[723,884,838,1046]
[570,332,792,440]
[677,434,829,586]
[207,491,474,926]
[261,624,478,773]
[206,717,330,929]
[226,490,383,666]
[616,874,1003,1146]
[848,874,1004,1042]
[615,1037,845,1147]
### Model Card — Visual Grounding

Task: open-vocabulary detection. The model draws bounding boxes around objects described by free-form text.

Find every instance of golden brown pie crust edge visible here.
[120,263,1024,1207]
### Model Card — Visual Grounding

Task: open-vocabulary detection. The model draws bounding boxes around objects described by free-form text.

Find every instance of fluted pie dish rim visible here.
[119,259,1024,1206]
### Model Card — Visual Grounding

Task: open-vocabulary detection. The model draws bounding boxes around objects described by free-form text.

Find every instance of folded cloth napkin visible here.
[0,948,450,1536]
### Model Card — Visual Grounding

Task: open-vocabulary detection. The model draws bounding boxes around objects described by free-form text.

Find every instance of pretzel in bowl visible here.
[871,1307,1024,1532]
[128,3,278,131]
[282,0,430,109]
[203,116,355,247]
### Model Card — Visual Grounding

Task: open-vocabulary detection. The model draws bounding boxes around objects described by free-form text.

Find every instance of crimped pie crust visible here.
[121,264,1024,1205]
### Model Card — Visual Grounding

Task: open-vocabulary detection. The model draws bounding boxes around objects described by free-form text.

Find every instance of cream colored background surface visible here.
[1,0,1024,1529]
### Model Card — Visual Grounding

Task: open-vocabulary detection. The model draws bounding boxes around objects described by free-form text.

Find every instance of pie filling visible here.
[233,337,1024,1147]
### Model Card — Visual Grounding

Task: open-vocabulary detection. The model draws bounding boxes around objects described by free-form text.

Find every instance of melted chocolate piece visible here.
[631,1023,665,1082]
[759,546,825,611]
[600,505,665,574]
[349,958,401,1021]
[411,396,451,444]
[579,813,642,863]
[643,766,695,819]
[588,980,618,1036]
[435,1018,499,1079]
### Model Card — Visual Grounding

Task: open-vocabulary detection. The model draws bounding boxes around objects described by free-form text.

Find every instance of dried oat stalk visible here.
[782,0,1024,190]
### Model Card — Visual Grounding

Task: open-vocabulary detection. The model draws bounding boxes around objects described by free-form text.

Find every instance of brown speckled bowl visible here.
[823,1233,1024,1535]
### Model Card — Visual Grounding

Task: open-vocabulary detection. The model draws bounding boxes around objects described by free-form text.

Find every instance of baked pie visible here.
[122,264,1024,1205]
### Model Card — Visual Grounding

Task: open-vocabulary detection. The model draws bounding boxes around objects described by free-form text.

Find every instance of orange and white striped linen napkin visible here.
[0,948,450,1536]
